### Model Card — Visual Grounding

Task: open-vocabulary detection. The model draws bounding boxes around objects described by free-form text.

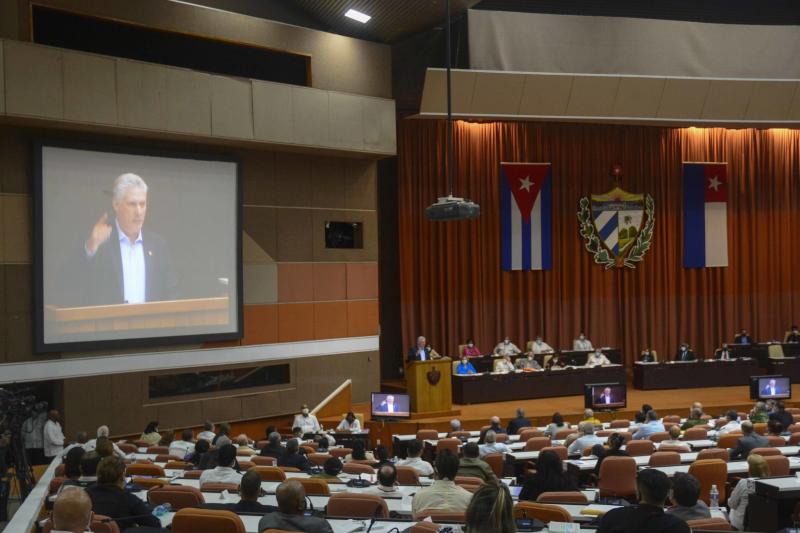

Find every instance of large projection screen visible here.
[34,142,242,352]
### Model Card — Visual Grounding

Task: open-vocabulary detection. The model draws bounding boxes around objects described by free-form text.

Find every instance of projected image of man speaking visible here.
[82,173,177,306]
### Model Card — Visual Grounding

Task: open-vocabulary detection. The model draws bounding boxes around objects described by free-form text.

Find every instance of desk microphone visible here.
[365,503,384,533]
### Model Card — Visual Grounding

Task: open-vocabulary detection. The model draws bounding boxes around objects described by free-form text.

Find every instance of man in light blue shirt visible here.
[567,422,602,455]
[633,410,666,440]
[479,430,510,457]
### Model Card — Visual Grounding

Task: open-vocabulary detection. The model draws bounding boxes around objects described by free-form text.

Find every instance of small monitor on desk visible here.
[371,392,411,419]
[750,375,791,400]
[585,382,626,410]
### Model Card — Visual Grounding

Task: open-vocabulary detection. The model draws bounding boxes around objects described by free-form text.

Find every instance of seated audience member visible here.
[667,473,710,521]
[336,412,361,432]
[639,348,655,362]
[293,404,322,435]
[488,416,506,435]
[455,355,478,375]
[278,439,311,472]
[531,335,554,355]
[139,421,161,447]
[258,479,334,533]
[681,408,705,430]
[168,429,195,459]
[412,450,473,516]
[60,432,88,459]
[494,337,522,356]
[51,486,93,533]
[206,470,276,514]
[186,438,209,466]
[729,421,769,460]
[573,332,593,351]
[675,342,695,362]
[311,457,343,480]
[729,453,771,530]
[396,439,434,476]
[506,408,532,435]
[345,440,375,463]
[494,354,515,373]
[594,433,629,476]
[633,410,665,440]
[199,444,242,487]
[212,422,231,445]
[60,447,86,489]
[547,353,568,369]
[633,411,646,428]
[79,452,101,483]
[86,456,160,530]
[515,352,542,371]
[84,426,125,459]
[479,430,511,457]
[581,408,602,426]
[641,404,653,416]
[448,419,463,436]
[235,434,257,456]
[465,481,516,533]
[586,348,612,367]
[288,427,306,448]
[462,338,482,357]
[199,435,232,470]
[691,401,704,415]
[734,328,753,344]
[767,419,785,437]
[660,426,690,450]
[568,422,602,455]
[364,464,400,497]
[314,434,330,453]
[259,431,285,460]
[596,469,690,533]
[158,431,173,447]
[787,324,800,343]
[372,444,392,468]
[716,410,741,435]
[94,438,115,458]
[769,400,794,429]
[520,449,578,501]
[458,442,497,483]
[749,401,769,423]
[544,412,569,437]
[197,421,216,442]
[715,342,734,360]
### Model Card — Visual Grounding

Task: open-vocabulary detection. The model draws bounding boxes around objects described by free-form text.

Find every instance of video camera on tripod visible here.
[0,387,42,520]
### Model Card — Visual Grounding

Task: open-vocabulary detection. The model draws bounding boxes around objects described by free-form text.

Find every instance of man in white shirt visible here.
[169,429,196,459]
[292,405,322,435]
[659,426,690,451]
[22,408,47,465]
[494,355,515,373]
[50,486,93,533]
[396,439,434,476]
[60,432,88,459]
[411,451,472,517]
[199,444,243,487]
[567,422,602,456]
[197,421,216,442]
[494,337,522,357]
[363,465,401,498]
[84,426,126,459]
[479,430,510,457]
[44,410,65,461]
[586,349,611,367]
[530,336,554,354]
[573,333,593,351]
[716,410,741,435]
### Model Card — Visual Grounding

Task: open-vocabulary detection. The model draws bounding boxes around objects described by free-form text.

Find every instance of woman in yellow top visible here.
[139,421,161,446]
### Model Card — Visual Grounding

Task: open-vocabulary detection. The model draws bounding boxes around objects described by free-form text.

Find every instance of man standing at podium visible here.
[407,336,440,361]
[80,173,177,306]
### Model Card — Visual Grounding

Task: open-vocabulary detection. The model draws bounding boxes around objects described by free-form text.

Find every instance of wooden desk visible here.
[633,358,760,390]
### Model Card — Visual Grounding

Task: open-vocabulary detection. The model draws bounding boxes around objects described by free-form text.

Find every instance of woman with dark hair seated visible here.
[372,444,392,467]
[465,482,516,533]
[86,456,161,530]
[767,418,785,436]
[186,438,210,467]
[139,421,161,446]
[344,440,375,462]
[519,449,578,501]
[594,432,629,476]
[544,412,569,437]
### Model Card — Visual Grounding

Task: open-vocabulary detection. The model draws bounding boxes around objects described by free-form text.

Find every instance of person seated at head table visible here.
[363,464,401,498]
[462,338,482,357]
[586,348,612,367]
[639,348,656,362]
[592,432,630,476]
[728,454,771,531]
[596,469,690,533]
[716,409,741,435]
[519,449,578,501]
[258,479,335,533]
[311,457,344,481]
[396,438,434,476]
[666,473,711,522]
[494,336,522,356]
[455,355,478,375]
[675,342,696,362]
[573,332,593,351]
[714,342,734,360]
[86,456,161,530]
[515,352,542,370]
[336,411,361,432]
[546,353,568,369]
[277,439,311,472]
[734,328,754,344]
[660,426,690,450]
[292,404,321,436]
[632,410,665,440]
[786,325,800,343]
[530,335,554,354]
[457,442,497,483]
[494,354,516,373]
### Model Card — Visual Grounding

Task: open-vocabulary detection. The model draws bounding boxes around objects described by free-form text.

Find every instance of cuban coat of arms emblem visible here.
[578,187,654,269]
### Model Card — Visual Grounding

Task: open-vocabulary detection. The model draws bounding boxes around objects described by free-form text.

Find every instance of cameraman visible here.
[0,431,9,521]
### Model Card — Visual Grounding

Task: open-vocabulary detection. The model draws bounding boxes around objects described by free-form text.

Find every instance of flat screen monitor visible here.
[585,382,627,410]
[752,375,791,400]
[371,392,411,419]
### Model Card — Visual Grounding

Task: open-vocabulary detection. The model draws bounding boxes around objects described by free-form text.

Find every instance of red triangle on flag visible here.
[503,164,549,223]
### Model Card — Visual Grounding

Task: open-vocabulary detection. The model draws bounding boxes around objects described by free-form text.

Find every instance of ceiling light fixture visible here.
[344,8,371,23]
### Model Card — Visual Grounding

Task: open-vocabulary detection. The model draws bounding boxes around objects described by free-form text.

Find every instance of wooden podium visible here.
[406,358,454,417]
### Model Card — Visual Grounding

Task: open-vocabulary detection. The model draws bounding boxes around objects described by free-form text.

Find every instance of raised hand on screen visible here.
[86,212,112,255]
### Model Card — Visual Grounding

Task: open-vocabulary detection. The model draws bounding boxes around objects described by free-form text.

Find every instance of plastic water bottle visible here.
[709,484,719,509]
[152,502,172,517]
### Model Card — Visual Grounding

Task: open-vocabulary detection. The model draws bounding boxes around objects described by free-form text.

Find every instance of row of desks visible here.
[464,348,622,373]
[633,358,761,389]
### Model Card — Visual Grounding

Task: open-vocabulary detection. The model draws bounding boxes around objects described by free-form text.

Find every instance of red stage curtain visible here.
[397,120,800,365]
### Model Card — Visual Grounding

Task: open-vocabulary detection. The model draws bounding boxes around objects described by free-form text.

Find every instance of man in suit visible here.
[407,336,439,362]
[728,421,769,460]
[506,408,532,435]
[596,387,615,405]
[675,343,695,362]
[375,394,407,414]
[715,343,734,360]
[734,329,754,344]
[80,173,177,306]
[761,378,784,397]
[258,479,334,533]
[639,348,655,362]
[786,325,800,343]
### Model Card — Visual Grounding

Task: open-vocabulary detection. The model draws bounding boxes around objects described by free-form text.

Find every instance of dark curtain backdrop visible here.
[397,120,800,367]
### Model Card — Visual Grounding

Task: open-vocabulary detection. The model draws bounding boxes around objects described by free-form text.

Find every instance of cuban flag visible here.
[683,162,728,268]
[500,163,552,270]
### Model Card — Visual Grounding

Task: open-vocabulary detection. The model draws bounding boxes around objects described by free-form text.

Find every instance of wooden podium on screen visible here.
[406,358,456,418]
[45,296,230,335]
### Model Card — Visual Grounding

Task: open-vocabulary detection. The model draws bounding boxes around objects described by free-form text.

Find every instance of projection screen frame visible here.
[33,139,243,353]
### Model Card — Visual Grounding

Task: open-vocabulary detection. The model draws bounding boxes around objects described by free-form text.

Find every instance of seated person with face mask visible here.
[455,356,478,375]
[462,338,481,357]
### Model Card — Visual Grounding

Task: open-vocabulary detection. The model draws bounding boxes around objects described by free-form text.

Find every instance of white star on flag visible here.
[708,176,721,191]
[519,176,533,192]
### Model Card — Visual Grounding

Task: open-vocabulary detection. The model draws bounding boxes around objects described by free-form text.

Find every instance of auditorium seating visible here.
[171,508,245,533]
[686,517,732,531]
[249,466,285,481]
[483,452,504,477]
[296,478,330,496]
[250,456,276,466]
[682,427,708,440]
[525,437,551,451]
[201,483,239,492]
[326,492,389,519]
[648,432,670,443]
[717,434,740,449]
[598,457,637,498]
[764,455,790,476]
[518,429,544,441]
[308,453,331,466]
[416,510,466,522]
[648,451,681,466]
[536,491,588,504]
[127,463,165,477]
[148,485,205,509]
[343,462,374,475]
[132,477,166,489]
[697,448,730,462]
[625,440,655,456]
[513,502,572,523]
[540,446,568,460]
[330,448,352,458]
[416,429,438,440]
[751,447,781,456]
[767,436,785,446]
[395,465,421,485]
[436,438,460,455]
[688,459,728,505]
